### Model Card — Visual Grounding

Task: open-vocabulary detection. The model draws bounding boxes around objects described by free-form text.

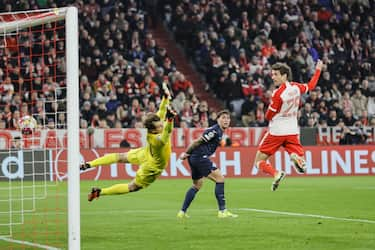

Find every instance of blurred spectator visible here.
[172,73,193,94]
[368,97,375,117]
[180,100,193,125]
[338,120,368,145]
[350,89,368,118]
[327,109,340,126]
[11,136,22,149]
[342,110,357,126]
[241,95,257,127]
[254,102,267,127]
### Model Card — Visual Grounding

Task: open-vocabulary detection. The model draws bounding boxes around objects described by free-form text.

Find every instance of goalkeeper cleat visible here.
[177,210,190,219]
[271,171,286,191]
[290,153,306,173]
[88,187,101,202]
[218,210,238,218]
[80,162,91,171]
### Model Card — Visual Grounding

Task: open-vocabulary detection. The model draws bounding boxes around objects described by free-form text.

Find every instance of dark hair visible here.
[143,113,160,130]
[271,62,293,80]
[217,109,230,118]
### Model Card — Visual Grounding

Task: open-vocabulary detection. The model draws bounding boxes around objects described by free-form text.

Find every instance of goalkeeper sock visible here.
[215,182,226,211]
[101,184,129,195]
[181,187,198,212]
[258,160,277,176]
[88,153,119,167]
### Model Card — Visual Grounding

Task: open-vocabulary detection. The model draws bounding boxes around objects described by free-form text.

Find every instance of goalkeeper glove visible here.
[166,106,177,120]
[162,80,172,100]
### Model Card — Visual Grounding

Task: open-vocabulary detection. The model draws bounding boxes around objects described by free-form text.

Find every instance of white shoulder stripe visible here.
[303,84,309,93]
[201,136,208,142]
[269,107,277,112]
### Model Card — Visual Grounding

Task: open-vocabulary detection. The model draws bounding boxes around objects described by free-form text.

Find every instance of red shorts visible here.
[258,132,304,156]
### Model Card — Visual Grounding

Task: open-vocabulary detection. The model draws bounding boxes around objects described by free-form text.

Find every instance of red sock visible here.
[258,160,277,176]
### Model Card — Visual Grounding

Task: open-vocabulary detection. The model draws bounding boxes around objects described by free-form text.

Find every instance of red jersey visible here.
[267,82,308,135]
[266,69,321,135]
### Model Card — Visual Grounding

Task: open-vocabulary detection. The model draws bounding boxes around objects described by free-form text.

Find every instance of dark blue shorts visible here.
[188,155,217,180]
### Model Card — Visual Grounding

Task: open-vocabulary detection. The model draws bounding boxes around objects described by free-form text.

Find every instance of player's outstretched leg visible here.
[81,153,121,171]
[88,187,101,202]
[271,170,286,191]
[257,160,286,191]
[88,181,140,202]
[290,153,306,173]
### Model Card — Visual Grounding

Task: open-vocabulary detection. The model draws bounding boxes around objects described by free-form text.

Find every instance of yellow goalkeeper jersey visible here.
[145,96,173,170]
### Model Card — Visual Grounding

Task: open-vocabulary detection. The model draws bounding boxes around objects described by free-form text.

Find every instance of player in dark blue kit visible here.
[177,110,238,218]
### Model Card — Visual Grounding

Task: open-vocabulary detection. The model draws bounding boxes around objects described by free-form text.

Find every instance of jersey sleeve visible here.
[292,82,309,95]
[156,96,169,120]
[268,90,282,113]
[265,89,283,121]
[307,69,321,91]
[160,120,173,144]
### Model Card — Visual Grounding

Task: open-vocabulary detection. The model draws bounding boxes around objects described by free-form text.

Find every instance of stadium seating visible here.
[0,0,374,132]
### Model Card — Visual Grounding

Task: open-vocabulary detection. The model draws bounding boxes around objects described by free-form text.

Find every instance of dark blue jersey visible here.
[191,124,223,157]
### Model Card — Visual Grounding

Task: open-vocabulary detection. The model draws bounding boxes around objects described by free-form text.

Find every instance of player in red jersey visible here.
[254,60,324,191]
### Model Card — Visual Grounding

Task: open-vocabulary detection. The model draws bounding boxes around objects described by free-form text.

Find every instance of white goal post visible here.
[0,7,80,249]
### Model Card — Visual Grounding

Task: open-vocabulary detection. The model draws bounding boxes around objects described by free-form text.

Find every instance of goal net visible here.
[0,8,79,249]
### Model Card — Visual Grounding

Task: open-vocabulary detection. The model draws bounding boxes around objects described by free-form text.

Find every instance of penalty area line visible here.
[238,208,375,224]
[0,236,61,250]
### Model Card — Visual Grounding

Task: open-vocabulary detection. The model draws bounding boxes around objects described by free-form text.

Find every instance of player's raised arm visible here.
[159,106,176,144]
[156,81,172,120]
[307,59,324,90]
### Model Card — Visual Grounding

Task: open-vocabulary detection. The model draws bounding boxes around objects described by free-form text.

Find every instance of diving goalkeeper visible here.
[81,83,176,201]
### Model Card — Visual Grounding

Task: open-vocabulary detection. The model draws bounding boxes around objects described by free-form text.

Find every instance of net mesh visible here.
[0,10,68,249]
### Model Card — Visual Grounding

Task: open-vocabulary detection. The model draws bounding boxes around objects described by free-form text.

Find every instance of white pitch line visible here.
[3,208,375,225]
[238,208,375,224]
[0,236,61,250]
[21,208,375,224]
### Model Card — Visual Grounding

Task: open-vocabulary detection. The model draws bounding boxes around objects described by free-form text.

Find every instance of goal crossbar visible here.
[0,8,67,33]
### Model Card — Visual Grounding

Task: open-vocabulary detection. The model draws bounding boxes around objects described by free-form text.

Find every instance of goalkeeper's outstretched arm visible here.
[157,96,169,120]
[156,81,172,120]
[160,106,177,144]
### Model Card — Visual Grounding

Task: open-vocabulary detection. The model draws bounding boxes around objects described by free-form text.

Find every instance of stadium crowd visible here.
[162,0,375,130]
[0,0,374,144]
[0,0,213,130]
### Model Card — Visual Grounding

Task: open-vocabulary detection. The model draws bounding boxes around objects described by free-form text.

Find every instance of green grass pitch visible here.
[0,176,374,249]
